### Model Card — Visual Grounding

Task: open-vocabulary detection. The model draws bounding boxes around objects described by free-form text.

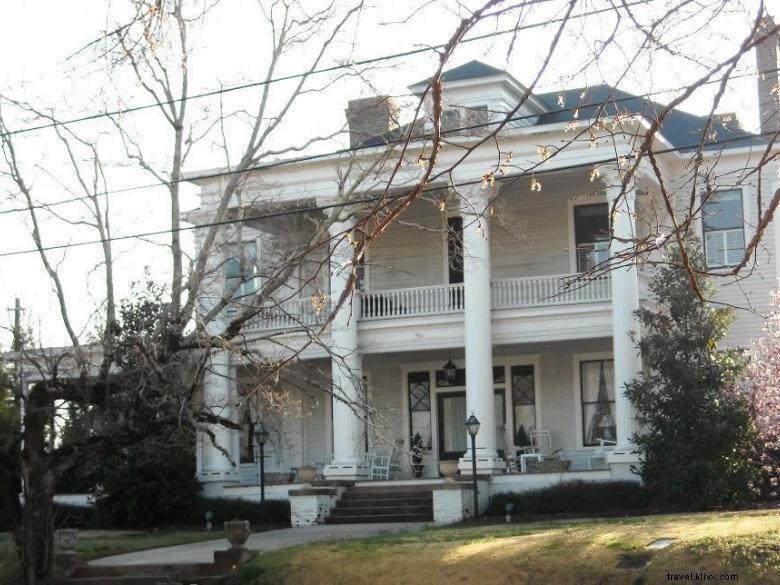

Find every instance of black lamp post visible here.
[254,423,269,503]
[465,414,480,521]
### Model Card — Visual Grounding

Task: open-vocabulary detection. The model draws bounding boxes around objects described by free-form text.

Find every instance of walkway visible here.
[90,522,429,566]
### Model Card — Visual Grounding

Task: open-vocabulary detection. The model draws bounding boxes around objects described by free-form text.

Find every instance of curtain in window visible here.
[581,359,616,446]
[441,395,467,454]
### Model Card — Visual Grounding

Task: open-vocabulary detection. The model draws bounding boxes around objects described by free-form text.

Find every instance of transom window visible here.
[580,359,616,447]
[703,189,745,268]
[574,203,610,272]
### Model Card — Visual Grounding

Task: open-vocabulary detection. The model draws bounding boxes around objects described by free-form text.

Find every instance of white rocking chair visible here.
[516,429,556,473]
[367,445,394,480]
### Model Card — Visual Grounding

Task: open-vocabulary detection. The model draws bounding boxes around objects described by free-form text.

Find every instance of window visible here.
[703,189,745,267]
[447,216,464,284]
[574,204,610,272]
[225,241,258,299]
[408,372,432,449]
[580,359,616,447]
[239,410,255,464]
[511,365,535,447]
[356,253,367,292]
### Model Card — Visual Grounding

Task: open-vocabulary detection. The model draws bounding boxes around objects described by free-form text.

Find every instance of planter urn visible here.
[438,460,459,482]
[298,465,317,484]
[54,529,79,554]
[224,520,251,549]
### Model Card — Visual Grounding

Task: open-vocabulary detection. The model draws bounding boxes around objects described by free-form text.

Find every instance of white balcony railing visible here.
[244,273,611,330]
[360,282,465,320]
[491,273,611,309]
[243,298,325,332]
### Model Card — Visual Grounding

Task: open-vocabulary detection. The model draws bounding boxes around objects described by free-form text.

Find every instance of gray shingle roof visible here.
[535,85,757,151]
[410,60,507,88]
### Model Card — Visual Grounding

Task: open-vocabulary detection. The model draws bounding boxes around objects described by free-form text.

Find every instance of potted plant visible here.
[515,425,531,450]
[411,433,425,478]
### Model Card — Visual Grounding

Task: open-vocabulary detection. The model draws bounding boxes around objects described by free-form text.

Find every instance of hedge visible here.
[487,480,651,518]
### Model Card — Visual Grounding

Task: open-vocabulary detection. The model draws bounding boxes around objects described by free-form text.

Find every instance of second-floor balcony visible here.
[242,273,611,333]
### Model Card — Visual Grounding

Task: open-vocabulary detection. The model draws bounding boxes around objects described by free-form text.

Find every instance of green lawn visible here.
[240,510,780,585]
[0,530,220,583]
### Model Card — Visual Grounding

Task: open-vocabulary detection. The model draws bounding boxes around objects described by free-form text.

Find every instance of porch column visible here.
[197,350,240,495]
[458,186,504,475]
[606,175,641,449]
[323,219,368,480]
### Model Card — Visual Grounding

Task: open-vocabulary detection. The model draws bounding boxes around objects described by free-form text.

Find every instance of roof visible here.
[368,61,759,152]
[534,85,757,151]
[409,60,508,88]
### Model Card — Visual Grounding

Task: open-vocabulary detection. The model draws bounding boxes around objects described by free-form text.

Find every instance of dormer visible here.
[407,60,549,132]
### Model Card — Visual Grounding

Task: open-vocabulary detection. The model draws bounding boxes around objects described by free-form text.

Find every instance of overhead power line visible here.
[0,129,774,259]
[0,0,653,138]
[0,64,773,217]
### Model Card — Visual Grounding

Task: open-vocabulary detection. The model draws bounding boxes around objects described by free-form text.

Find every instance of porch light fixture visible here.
[465,414,480,521]
[442,351,458,384]
[254,423,270,503]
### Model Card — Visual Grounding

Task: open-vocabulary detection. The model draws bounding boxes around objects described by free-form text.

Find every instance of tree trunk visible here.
[20,384,55,585]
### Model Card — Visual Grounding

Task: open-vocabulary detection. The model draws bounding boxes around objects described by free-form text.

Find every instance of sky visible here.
[0,0,771,349]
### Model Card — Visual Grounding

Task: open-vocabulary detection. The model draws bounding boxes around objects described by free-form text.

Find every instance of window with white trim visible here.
[580,359,616,447]
[574,203,610,272]
[703,189,745,268]
[225,241,258,300]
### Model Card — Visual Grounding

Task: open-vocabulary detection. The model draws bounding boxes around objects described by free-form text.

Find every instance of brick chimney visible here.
[755,15,780,135]
[345,96,398,148]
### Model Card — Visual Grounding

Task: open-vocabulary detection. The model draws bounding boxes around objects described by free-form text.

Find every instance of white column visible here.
[606,177,641,450]
[197,350,240,495]
[323,219,368,480]
[457,187,504,475]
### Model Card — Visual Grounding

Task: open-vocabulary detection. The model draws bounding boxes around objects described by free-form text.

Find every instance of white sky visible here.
[0,0,772,348]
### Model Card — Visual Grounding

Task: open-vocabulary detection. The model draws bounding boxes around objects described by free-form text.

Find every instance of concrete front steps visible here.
[326,485,434,524]
[57,562,227,585]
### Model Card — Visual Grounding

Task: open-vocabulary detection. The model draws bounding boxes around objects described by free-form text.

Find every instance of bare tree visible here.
[1,0,779,583]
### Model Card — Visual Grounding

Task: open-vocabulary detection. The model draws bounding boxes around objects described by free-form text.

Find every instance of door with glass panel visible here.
[437,390,507,461]
[437,392,467,460]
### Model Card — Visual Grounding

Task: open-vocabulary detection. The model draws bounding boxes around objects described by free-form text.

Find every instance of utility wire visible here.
[0,129,774,259]
[0,64,773,217]
[0,0,653,138]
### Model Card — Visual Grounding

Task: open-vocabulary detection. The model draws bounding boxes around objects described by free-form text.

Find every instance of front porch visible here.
[197,339,637,500]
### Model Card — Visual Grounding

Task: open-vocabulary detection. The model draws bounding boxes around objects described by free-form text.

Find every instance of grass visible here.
[0,529,221,583]
[240,510,780,585]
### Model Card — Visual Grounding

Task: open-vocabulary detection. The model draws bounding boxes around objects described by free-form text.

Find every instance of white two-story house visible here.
[186,34,780,510]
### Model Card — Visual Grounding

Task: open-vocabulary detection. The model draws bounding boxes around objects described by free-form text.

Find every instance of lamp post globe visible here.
[465,414,481,437]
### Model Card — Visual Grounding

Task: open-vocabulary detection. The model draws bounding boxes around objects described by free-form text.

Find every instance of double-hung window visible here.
[225,241,259,300]
[703,189,745,268]
[574,204,610,272]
